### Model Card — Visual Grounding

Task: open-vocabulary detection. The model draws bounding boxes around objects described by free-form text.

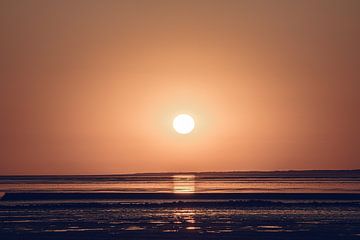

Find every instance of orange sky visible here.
[0,0,359,174]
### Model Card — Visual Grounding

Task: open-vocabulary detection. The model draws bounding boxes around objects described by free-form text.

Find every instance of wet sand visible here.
[1,193,360,239]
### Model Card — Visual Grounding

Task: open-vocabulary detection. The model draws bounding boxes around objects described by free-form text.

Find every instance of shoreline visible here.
[3,192,360,201]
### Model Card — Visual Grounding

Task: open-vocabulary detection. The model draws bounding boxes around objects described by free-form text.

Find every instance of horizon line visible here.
[0,169,359,177]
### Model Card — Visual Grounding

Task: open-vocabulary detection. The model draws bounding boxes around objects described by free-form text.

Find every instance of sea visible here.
[0,170,360,239]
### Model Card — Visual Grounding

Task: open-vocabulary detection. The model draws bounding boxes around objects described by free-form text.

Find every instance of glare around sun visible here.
[173,114,195,134]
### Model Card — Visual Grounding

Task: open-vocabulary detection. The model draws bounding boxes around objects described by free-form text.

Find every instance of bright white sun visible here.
[173,114,195,134]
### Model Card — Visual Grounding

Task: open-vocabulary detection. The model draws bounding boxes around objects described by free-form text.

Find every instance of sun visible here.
[173,114,195,134]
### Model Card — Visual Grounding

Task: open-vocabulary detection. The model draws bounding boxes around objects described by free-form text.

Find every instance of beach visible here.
[1,171,360,239]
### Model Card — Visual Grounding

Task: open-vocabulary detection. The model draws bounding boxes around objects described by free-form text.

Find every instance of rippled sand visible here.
[1,200,360,240]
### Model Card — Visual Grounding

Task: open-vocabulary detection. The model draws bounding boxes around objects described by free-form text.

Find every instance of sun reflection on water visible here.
[172,209,198,231]
[172,175,195,194]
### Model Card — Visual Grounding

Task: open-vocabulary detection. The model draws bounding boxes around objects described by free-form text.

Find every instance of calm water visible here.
[0,171,360,194]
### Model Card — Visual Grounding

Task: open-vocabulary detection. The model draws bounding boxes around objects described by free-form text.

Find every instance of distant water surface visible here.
[0,171,359,194]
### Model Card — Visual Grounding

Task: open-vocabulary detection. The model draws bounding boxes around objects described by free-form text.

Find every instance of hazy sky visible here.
[1,0,359,174]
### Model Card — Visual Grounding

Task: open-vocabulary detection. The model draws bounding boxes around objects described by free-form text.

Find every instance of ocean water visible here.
[0,170,360,194]
[1,171,360,239]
